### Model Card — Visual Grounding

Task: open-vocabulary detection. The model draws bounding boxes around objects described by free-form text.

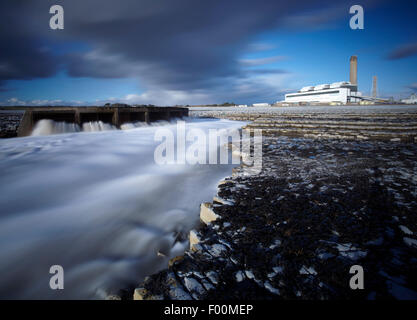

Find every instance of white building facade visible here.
[284,82,362,104]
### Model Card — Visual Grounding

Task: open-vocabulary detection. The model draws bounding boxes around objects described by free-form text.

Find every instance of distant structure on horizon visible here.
[372,76,378,98]
[252,103,270,107]
[401,93,417,104]
[282,56,363,105]
[350,55,358,86]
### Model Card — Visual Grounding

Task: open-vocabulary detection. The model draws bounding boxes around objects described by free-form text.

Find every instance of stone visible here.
[183,277,206,298]
[168,287,193,300]
[403,237,417,248]
[168,255,184,267]
[213,196,234,205]
[205,271,219,285]
[235,271,245,282]
[200,202,220,225]
[189,229,201,251]
[264,281,280,295]
[165,272,193,300]
[217,179,234,186]
[399,225,413,235]
[206,243,228,257]
[133,287,147,300]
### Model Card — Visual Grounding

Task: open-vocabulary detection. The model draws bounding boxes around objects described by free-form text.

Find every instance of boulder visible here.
[189,229,201,251]
[133,287,147,300]
[200,202,220,225]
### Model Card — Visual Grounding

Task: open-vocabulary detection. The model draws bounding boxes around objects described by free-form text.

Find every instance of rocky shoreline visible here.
[126,130,417,300]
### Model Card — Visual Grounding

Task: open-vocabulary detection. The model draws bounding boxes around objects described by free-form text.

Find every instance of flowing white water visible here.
[82,121,116,132]
[0,118,245,299]
[31,119,178,136]
[31,119,81,136]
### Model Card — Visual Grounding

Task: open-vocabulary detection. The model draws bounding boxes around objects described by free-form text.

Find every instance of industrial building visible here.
[284,56,363,104]
[252,103,270,107]
[401,93,417,104]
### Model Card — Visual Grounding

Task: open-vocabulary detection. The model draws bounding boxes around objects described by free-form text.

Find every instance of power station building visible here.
[284,56,363,104]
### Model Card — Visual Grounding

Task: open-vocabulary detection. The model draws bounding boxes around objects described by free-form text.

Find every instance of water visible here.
[31,119,81,135]
[0,118,245,299]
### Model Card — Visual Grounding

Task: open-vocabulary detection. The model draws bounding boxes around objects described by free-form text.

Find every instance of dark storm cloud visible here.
[387,42,417,60]
[0,0,375,93]
[58,0,307,90]
[407,83,417,91]
[0,36,60,82]
[278,5,347,30]
[0,1,61,83]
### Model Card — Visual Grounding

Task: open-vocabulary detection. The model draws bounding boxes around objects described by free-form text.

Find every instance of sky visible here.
[0,0,416,106]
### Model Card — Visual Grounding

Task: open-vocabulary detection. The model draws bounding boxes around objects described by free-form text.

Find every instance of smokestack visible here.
[350,55,358,85]
[372,76,378,98]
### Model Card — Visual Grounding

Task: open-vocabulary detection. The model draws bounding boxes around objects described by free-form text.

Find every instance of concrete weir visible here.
[15,104,188,137]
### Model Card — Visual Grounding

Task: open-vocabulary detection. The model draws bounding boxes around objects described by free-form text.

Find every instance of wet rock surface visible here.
[132,134,417,300]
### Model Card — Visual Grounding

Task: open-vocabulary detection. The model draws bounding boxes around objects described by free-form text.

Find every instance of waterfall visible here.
[31,119,81,136]
[31,119,178,136]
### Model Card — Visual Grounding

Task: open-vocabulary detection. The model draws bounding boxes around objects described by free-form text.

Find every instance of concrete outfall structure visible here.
[0,104,188,137]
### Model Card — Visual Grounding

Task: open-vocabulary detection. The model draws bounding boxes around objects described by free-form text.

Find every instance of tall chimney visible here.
[350,55,358,85]
[372,76,377,98]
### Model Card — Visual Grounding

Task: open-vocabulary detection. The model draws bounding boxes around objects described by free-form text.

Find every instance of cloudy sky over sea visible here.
[0,0,416,106]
